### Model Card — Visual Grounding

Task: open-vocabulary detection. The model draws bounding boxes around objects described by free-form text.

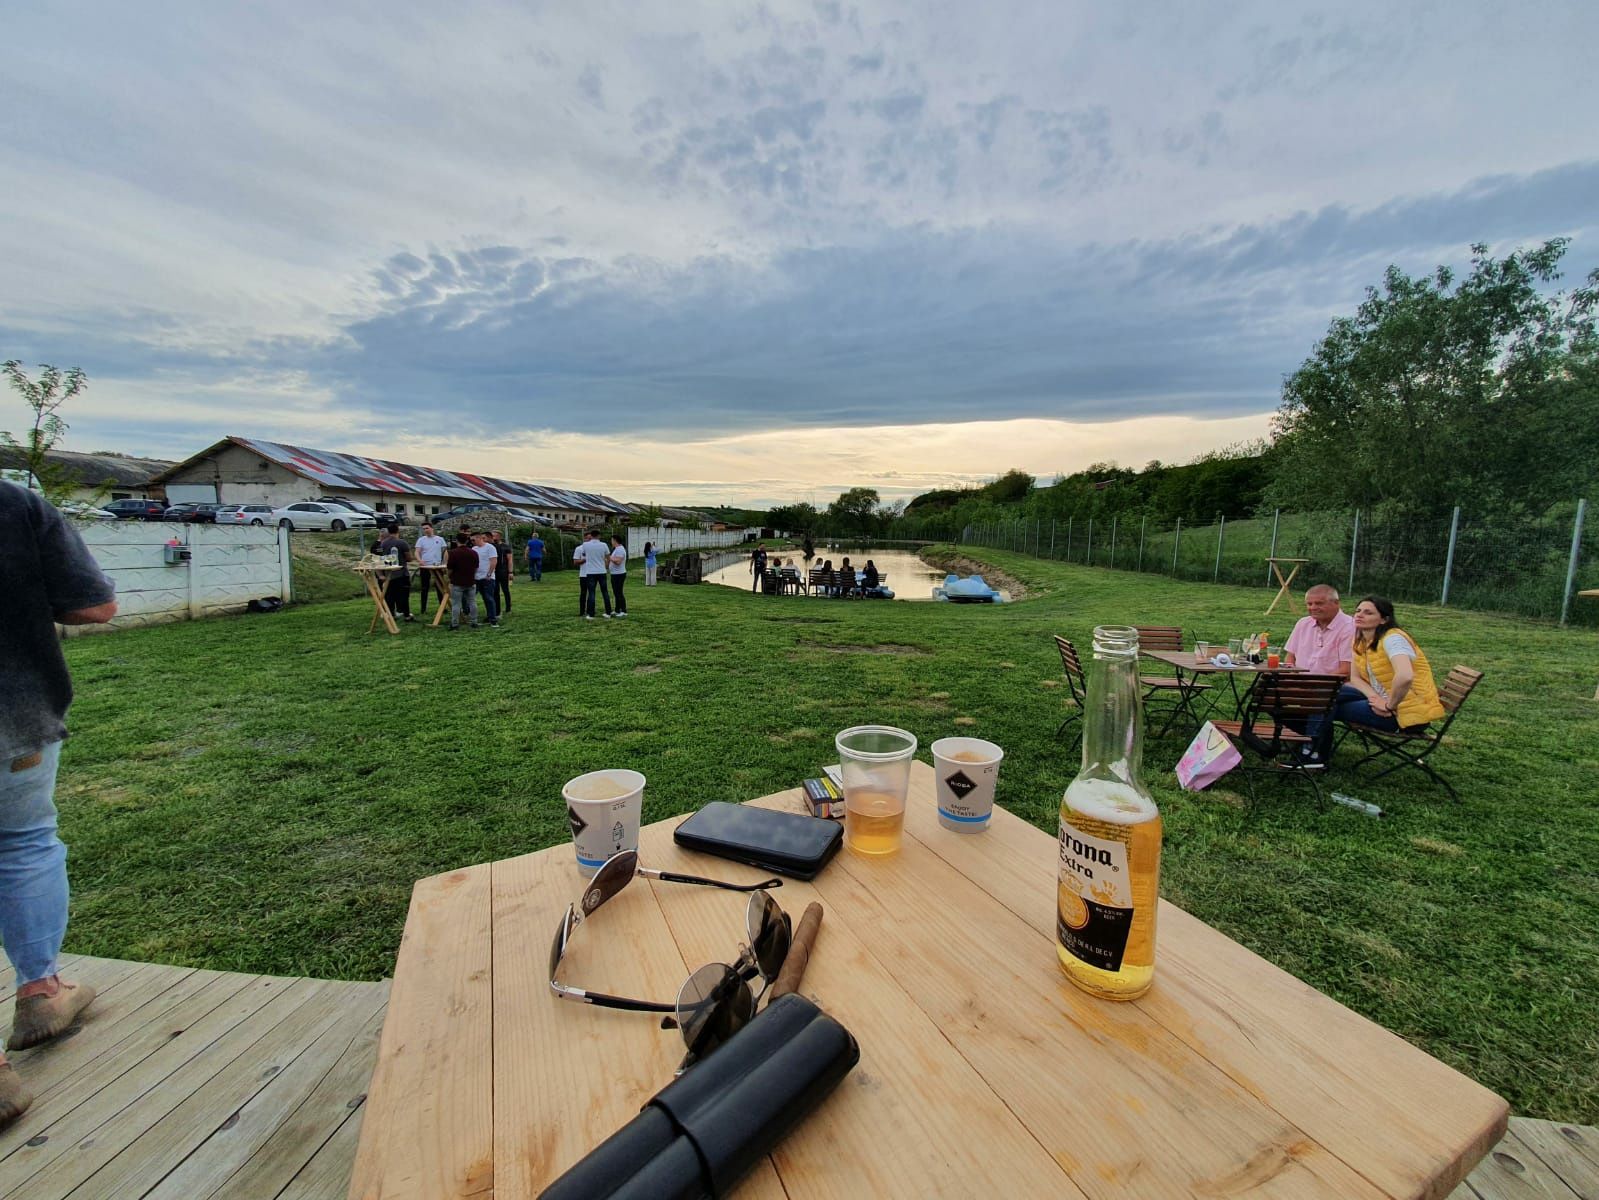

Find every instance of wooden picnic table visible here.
[349,762,1505,1199]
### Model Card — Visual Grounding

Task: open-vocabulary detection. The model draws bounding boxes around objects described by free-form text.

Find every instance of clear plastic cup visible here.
[835,726,918,857]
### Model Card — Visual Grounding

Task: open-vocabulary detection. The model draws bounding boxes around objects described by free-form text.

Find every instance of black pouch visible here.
[539,993,859,1199]
[674,802,843,880]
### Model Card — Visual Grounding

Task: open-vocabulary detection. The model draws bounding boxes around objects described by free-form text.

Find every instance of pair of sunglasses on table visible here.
[548,850,792,1068]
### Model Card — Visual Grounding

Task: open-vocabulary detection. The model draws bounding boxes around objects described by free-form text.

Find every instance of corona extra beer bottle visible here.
[1057,625,1162,1000]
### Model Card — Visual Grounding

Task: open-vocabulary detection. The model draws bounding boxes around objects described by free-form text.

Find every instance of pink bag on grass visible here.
[1175,721,1242,790]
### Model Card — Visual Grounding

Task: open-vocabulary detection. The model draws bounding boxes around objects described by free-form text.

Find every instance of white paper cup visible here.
[930,738,1004,832]
[562,769,645,876]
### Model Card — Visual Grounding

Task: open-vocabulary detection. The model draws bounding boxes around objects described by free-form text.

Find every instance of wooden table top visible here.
[349,762,1505,1199]
[1143,647,1306,675]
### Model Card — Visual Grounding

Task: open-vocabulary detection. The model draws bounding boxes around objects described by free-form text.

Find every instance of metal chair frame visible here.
[1052,635,1087,751]
[1337,666,1483,802]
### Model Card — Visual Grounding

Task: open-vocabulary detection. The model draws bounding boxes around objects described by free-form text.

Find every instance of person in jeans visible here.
[445,532,480,629]
[526,531,545,582]
[0,482,119,1126]
[607,535,629,616]
[471,532,500,626]
[572,529,610,620]
[413,523,448,613]
[490,530,513,614]
[1308,595,1445,761]
[643,541,657,586]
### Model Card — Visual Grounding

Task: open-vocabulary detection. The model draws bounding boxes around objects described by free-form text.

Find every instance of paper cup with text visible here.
[562,769,646,876]
[930,738,1004,833]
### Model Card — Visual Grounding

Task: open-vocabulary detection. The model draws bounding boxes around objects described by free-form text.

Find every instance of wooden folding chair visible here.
[1135,625,1210,735]
[1213,673,1345,804]
[1052,636,1087,750]
[1340,666,1483,802]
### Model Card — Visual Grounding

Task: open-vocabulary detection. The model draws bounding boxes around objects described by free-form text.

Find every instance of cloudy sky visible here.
[3,2,1595,507]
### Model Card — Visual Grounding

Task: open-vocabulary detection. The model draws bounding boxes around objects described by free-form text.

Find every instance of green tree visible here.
[767,501,819,533]
[1268,241,1599,518]
[633,503,665,526]
[827,487,881,535]
[3,359,89,503]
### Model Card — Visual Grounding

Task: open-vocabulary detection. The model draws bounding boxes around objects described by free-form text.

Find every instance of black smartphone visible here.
[674,802,844,880]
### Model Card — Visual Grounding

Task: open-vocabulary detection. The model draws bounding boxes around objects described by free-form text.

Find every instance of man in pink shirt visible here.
[1284,584,1355,677]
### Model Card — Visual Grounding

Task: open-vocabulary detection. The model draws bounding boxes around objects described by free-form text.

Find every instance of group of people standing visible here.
[571,531,657,619]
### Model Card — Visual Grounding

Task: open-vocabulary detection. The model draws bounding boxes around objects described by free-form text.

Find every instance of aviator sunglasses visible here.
[548,850,793,1063]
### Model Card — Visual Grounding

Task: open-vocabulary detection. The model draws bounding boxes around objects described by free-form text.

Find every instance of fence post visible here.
[1066,517,1073,561]
[1138,517,1146,572]
[1049,519,1056,557]
[1561,498,1587,625]
[1036,519,1042,557]
[1171,518,1182,575]
[1110,516,1118,568]
[1086,518,1093,566]
[1266,508,1279,585]
[1213,515,1226,582]
[1440,506,1461,606]
[1348,509,1361,595]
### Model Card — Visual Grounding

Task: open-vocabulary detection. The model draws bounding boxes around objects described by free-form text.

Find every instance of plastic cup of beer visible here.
[561,769,645,877]
[836,726,918,856]
[930,737,1004,833]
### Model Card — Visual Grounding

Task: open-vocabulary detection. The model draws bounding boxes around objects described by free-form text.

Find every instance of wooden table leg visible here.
[365,572,400,635]
[429,569,451,627]
[1265,562,1301,615]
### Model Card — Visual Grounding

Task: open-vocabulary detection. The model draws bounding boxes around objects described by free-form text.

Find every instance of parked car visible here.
[272,501,378,532]
[310,497,381,518]
[215,503,278,526]
[56,500,117,521]
[161,502,223,523]
[104,498,168,520]
[430,502,539,525]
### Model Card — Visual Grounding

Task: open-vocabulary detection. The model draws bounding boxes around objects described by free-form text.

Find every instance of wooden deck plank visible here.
[146,985,390,1200]
[1453,1124,1584,1198]
[1510,1119,1599,1195]
[75,981,380,1200]
[0,969,259,1165]
[1,976,323,1196]
[348,866,494,1200]
[279,1108,367,1200]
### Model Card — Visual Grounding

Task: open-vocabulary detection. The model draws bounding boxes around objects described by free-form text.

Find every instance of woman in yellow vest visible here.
[1311,596,1444,761]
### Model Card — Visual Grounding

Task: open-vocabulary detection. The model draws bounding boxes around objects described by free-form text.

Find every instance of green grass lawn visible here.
[57,548,1599,1123]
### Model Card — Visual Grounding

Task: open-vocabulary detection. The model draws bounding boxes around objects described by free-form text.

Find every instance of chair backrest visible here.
[1237,673,1343,759]
[1438,666,1483,715]
[1054,636,1086,701]
[1134,626,1183,652]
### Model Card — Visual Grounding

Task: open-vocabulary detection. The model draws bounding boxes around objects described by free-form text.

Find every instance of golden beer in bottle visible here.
[1057,625,1162,1000]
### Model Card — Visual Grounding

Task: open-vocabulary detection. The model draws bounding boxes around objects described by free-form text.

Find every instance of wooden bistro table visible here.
[349,762,1505,1200]
[1265,556,1311,616]
[1142,647,1303,731]
[414,564,452,627]
[354,563,401,635]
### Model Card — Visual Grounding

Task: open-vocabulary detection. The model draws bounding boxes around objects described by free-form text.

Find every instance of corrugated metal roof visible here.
[231,438,629,513]
[0,448,174,487]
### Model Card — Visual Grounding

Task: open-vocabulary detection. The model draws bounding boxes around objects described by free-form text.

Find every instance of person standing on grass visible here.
[445,532,479,629]
[471,531,501,627]
[526,530,545,582]
[1284,584,1355,677]
[573,528,610,620]
[608,534,629,617]
[750,542,766,591]
[643,541,657,586]
[414,523,447,614]
[0,481,118,1127]
[490,530,513,615]
[377,523,414,623]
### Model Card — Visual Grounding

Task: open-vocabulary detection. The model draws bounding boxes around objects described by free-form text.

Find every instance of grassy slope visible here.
[58,549,1599,1121]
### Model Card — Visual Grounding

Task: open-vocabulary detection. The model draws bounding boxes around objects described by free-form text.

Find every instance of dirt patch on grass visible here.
[917,550,1031,600]
[803,643,932,656]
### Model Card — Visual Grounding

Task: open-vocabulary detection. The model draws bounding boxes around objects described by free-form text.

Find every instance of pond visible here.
[702,546,1010,602]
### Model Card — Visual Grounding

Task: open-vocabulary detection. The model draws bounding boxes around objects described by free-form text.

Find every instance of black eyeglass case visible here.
[538,993,860,1199]
[673,801,843,880]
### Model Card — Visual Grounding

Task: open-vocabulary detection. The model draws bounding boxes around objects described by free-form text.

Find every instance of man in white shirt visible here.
[607,535,629,617]
[1283,585,1355,677]
[413,523,448,617]
[572,530,612,620]
[471,532,500,627]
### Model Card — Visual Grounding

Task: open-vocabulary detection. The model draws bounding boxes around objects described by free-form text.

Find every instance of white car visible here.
[272,501,378,532]
[57,500,117,521]
[216,503,279,526]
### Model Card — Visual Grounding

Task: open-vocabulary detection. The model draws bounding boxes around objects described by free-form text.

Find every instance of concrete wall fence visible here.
[625,526,759,557]
[69,522,293,635]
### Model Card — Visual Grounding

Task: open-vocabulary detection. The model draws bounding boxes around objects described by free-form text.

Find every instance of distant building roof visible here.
[150,436,630,514]
[0,448,175,488]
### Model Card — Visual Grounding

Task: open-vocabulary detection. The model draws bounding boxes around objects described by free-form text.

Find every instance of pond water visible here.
[703,546,1009,603]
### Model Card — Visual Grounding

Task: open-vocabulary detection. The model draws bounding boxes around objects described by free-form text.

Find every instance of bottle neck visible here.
[1078,627,1145,787]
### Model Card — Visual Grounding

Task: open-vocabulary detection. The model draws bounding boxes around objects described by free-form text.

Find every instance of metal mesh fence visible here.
[961,499,1596,626]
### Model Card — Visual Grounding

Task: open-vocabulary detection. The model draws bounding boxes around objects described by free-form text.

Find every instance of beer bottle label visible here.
[1056,817,1134,972]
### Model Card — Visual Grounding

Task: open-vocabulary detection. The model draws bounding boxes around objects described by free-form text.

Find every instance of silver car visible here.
[271,501,378,532]
[216,503,278,526]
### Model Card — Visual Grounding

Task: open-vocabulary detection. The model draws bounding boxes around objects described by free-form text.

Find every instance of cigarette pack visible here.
[802,777,844,819]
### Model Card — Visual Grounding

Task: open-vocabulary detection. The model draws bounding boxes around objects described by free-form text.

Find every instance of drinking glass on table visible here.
[1195,640,1212,663]
[836,725,918,857]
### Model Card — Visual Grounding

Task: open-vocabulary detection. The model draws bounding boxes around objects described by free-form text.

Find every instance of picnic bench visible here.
[350,762,1507,1198]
